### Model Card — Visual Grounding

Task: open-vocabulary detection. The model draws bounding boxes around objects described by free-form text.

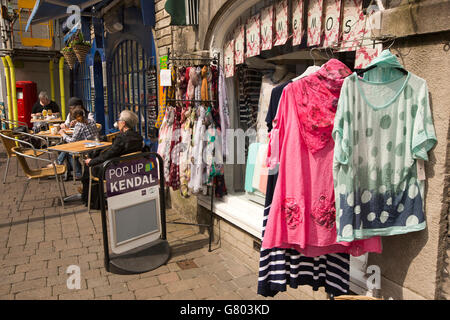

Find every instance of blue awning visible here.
[25,0,105,32]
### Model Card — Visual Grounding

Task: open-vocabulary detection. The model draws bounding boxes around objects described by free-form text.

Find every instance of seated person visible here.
[31,91,60,132]
[56,106,98,179]
[60,97,95,130]
[81,110,143,207]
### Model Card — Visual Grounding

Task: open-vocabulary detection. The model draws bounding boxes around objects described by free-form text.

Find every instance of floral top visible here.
[262,59,382,257]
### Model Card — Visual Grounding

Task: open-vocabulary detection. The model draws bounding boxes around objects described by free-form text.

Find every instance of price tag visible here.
[160,69,172,87]
[417,160,426,181]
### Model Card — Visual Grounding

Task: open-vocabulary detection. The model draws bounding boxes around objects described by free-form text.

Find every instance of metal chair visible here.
[12,146,67,210]
[0,130,47,183]
[0,119,29,130]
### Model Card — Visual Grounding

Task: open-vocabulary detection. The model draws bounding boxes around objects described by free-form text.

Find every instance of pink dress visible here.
[262,59,382,257]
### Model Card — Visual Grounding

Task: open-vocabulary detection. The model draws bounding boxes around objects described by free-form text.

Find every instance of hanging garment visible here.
[262,59,382,257]
[147,67,159,130]
[201,66,209,101]
[256,74,293,143]
[245,143,261,192]
[156,85,167,129]
[252,144,268,193]
[168,68,187,191]
[158,67,177,185]
[332,51,437,241]
[189,70,206,194]
[168,105,182,190]
[159,106,175,185]
[218,68,231,158]
[258,80,350,297]
[179,105,193,197]
[238,66,263,130]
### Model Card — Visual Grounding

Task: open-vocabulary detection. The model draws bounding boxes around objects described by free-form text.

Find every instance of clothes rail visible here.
[167,48,219,64]
[166,99,217,103]
[164,47,221,253]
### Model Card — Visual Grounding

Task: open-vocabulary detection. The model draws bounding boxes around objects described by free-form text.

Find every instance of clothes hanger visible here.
[291,48,323,82]
[356,38,408,76]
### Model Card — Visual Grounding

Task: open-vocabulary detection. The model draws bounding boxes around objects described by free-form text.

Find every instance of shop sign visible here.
[274,0,288,46]
[307,0,324,47]
[246,14,261,58]
[292,0,304,46]
[224,40,235,78]
[234,25,245,65]
[354,43,382,68]
[106,158,159,198]
[323,0,342,47]
[354,16,382,69]
[340,0,365,51]
[261,6,273,51]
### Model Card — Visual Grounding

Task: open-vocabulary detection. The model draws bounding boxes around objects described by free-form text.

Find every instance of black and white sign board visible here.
[100,153,170,274]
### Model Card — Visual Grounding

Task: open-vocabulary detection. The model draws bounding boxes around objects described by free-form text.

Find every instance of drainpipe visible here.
[1,56,12,124]
[59,57,66,120]
[5,56,17,126]
[49,60,55,101]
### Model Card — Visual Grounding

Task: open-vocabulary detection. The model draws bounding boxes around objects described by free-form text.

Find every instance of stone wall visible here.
[366,31,450,300]
[154,0,173,57]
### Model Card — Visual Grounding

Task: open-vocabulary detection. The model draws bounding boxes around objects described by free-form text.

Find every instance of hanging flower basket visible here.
[72,43,91,64]
[61,47,77,70]
[71,31,91,64]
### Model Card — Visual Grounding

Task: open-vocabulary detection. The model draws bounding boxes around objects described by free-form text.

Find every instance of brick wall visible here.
[154,0,173,57]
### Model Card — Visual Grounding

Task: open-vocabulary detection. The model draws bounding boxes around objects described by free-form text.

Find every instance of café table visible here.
[35,129,73,146]
[48,140,112,187]
[31,117,65,124]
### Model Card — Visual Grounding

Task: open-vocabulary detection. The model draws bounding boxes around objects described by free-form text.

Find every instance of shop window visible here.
[110,39,158,139]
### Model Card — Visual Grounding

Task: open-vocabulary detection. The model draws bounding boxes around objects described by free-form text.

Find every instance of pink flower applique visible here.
[311,195,336,229]
[283,198,302,229]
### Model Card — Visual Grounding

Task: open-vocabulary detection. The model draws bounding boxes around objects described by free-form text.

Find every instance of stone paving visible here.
[0,145,316,300]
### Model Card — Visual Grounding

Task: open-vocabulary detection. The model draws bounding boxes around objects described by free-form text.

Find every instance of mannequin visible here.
[271,64,289,84]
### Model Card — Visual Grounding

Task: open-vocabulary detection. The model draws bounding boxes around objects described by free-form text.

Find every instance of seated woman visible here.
[81,110,143,207]
[60,97,95,130]
[56,106,98,179]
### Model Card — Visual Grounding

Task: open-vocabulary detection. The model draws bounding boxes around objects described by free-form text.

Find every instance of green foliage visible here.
[70,31,91,47]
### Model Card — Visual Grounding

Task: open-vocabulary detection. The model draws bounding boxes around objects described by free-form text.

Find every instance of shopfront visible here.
[159,0,450,300]
[104,4,159,142]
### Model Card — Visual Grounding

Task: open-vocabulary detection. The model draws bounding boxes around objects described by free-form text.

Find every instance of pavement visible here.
[0,145,315,300]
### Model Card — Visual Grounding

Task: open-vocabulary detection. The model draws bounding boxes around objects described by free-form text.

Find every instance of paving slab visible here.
[0,146,318,300]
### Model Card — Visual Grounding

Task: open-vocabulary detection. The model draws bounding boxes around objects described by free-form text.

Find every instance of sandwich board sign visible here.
[100,153,170,274]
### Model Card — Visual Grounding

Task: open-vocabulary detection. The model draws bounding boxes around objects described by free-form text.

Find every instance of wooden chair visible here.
[0,130,47,184]
[87,151,142,213]
[12,146,67,210]
[106,131,120,143]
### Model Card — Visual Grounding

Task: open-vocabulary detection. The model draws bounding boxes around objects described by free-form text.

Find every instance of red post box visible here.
[16,81,37,128]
